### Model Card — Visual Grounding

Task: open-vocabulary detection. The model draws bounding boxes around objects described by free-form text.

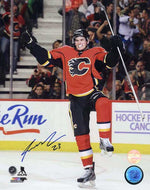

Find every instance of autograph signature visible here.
[21,131,66,162]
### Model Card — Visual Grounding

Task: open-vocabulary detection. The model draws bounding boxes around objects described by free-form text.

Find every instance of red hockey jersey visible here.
[47,46,107,95]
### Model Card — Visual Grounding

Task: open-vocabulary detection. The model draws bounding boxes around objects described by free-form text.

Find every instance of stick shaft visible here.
[102,7,144,119]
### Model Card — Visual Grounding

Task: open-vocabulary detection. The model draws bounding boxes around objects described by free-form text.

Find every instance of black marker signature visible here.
[21,131,66,162]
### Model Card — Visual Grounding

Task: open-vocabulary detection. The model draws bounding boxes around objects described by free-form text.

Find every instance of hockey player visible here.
[22,29,123,186]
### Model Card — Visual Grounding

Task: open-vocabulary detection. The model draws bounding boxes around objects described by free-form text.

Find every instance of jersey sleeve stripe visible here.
[104,55,113,69]
[41,60,50,67]
[48,51,51,59]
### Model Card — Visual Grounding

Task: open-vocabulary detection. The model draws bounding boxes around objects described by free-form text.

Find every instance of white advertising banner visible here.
[0,100,74,141]
[112,102,150,144]
[0,100,99,143]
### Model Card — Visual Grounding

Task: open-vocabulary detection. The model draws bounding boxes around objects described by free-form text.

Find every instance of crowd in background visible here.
[1,0,150,100]
[0,0,43,83]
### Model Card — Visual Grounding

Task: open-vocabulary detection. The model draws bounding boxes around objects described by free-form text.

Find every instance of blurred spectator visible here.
[138,0,148,10]
[17,0,33,33]
[26,0,37,28]
[49,80,61,99]
[96,20,112,51]
[0,3,25,74]
[38,81,51,98]
[123,73,139,100]
[98,2,114,34]
[115,63,125,83]
[49,39,63,73]
[51,39,63,82]
[138,38,149,57]
[140,81,150,100]
[109,79,126,100]
[0,0,5,15]
[133,4,141,19]
[126,55,137,71]
[140,38,150,71]
[3,0,10,12]
[31,0,44,28]
[142,38,150,51]
[118,8,140,56]
[27,83,49,99]
[129,60,150,87]
[52,39,62,49]
[51,66,63,83]
[85,0,101,22]
[58,0,89,45]
[127,0,137,10]
[78,0,88,14]
[90,20,101,29]
[115,80,126,100]
[102,63,125,97]
[87,26,100,48]
[26,68,42,89]
[26,64,54,89]
[116,5,122,34]
[37,0,44,18]
[140,9,150,37]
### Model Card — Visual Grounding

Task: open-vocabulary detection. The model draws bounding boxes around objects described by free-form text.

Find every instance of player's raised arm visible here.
[21,31,60,67]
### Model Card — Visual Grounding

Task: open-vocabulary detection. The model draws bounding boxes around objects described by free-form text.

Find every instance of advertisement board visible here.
[112,102,150,144]
[0,100,150,153]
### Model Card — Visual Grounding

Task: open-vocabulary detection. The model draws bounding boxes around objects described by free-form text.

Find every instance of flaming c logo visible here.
[68,57,90,77]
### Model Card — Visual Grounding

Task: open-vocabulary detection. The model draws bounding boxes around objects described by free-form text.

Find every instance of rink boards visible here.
[0,99,149,154]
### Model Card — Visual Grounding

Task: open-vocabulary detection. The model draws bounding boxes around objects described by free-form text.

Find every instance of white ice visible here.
[0,151,149,190]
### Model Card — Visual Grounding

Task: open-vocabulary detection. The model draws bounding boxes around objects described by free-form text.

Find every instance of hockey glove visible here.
[106,35,124,68]
[110,35,123,50]
[21,31,37,49]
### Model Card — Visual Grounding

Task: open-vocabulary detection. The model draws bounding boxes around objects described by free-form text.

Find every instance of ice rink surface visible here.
[0,151,149,190]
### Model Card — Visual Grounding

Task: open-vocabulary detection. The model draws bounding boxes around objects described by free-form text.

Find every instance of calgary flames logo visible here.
[68,57,90,77]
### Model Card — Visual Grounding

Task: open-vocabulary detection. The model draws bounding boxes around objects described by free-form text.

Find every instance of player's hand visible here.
[21,30,37,49]
[22,30,33,44]
[110,35,123,50]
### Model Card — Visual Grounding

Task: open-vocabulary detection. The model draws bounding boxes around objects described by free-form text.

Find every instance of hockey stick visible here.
[99,2,144,120]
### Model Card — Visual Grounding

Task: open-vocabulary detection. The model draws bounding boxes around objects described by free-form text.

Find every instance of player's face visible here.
[74,36,88,51]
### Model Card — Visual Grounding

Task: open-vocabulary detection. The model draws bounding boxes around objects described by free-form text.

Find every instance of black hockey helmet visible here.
[72,29,89,45]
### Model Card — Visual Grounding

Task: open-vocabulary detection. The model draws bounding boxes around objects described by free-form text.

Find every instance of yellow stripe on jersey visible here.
[41,51,52,66]
[104,54,112,69]
[73,89,94,97]
[104,54,107,63]
[81,154,93,160]
[106,65,112,69]
[48,51,51,59]
[99,128,110,132]
[42,60,50,67]
[94,78,98,86]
